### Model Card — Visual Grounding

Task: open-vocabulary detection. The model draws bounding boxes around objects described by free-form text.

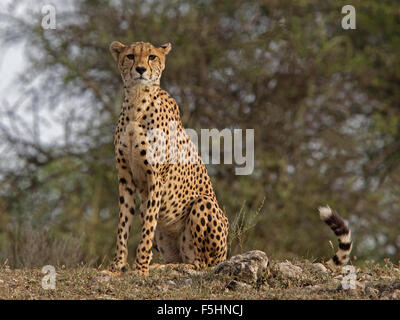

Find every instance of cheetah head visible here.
[110,41,171,87]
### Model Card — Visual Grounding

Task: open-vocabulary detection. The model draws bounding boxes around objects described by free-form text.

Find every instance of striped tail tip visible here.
[318,206,353,270]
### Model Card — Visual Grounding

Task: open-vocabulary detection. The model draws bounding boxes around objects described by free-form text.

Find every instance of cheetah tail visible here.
[318,205,353,269]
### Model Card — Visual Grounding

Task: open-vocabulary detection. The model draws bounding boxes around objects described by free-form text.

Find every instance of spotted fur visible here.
[109,41,228,275]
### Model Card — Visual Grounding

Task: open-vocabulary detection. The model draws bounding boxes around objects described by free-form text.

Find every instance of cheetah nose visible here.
[136,66,146,75]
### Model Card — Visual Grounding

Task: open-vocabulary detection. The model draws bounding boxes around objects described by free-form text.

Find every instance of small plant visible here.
[228,197,265,256]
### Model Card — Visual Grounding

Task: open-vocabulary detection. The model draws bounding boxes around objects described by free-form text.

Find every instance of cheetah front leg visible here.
[109,147,137,272]
[109,174,137,272]
[133,174,162,275]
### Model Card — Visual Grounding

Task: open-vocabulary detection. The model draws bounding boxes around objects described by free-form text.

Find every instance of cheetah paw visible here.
[108,262,129,274]
[132,264,149,276]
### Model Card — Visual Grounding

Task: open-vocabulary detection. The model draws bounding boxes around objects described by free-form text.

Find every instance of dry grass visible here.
[0,258,399,300]
[2,222,84,268]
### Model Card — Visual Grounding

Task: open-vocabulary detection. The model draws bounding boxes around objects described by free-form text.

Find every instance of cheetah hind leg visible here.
[179,196,228,270]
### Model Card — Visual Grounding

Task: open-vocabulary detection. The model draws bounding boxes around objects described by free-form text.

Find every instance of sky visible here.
[0,42,25,102]
[0,0,26,103]
[0,0,75,145]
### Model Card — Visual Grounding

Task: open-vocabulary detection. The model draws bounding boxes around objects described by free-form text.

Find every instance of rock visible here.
[214,250,269,283]
[166,280,176,286]
[155,285,163,291]
[183,279,192,285]
[312,263,328,274]
[95,271,115,283]
[305,284,321,292]
[278,261,303,278]
[226,280,250,291]
[360,274,372,281]
[155,285,167,292]
[185,269,204,276]
[9,279,18,288]
[365,286,379,297]
[380,290,392,299]
[355,281,365,291]
[97,275,113,283]
[392,289,400,299]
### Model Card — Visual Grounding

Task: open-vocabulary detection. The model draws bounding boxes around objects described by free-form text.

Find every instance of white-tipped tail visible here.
[318,205,353,269]
[318,206,332,220]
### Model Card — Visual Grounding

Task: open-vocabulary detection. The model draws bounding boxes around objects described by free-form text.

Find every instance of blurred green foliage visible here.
[0,0,399,267]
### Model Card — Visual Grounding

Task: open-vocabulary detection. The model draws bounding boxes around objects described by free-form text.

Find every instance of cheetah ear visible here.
[110,41,126,61]
[159,43,172,55]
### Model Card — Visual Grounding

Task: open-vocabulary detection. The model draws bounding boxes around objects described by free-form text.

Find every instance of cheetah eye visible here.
[126,54,135,60]
[149,55,157,61]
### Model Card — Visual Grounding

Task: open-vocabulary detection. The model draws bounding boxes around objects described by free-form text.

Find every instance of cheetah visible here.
[109,41,229,275]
